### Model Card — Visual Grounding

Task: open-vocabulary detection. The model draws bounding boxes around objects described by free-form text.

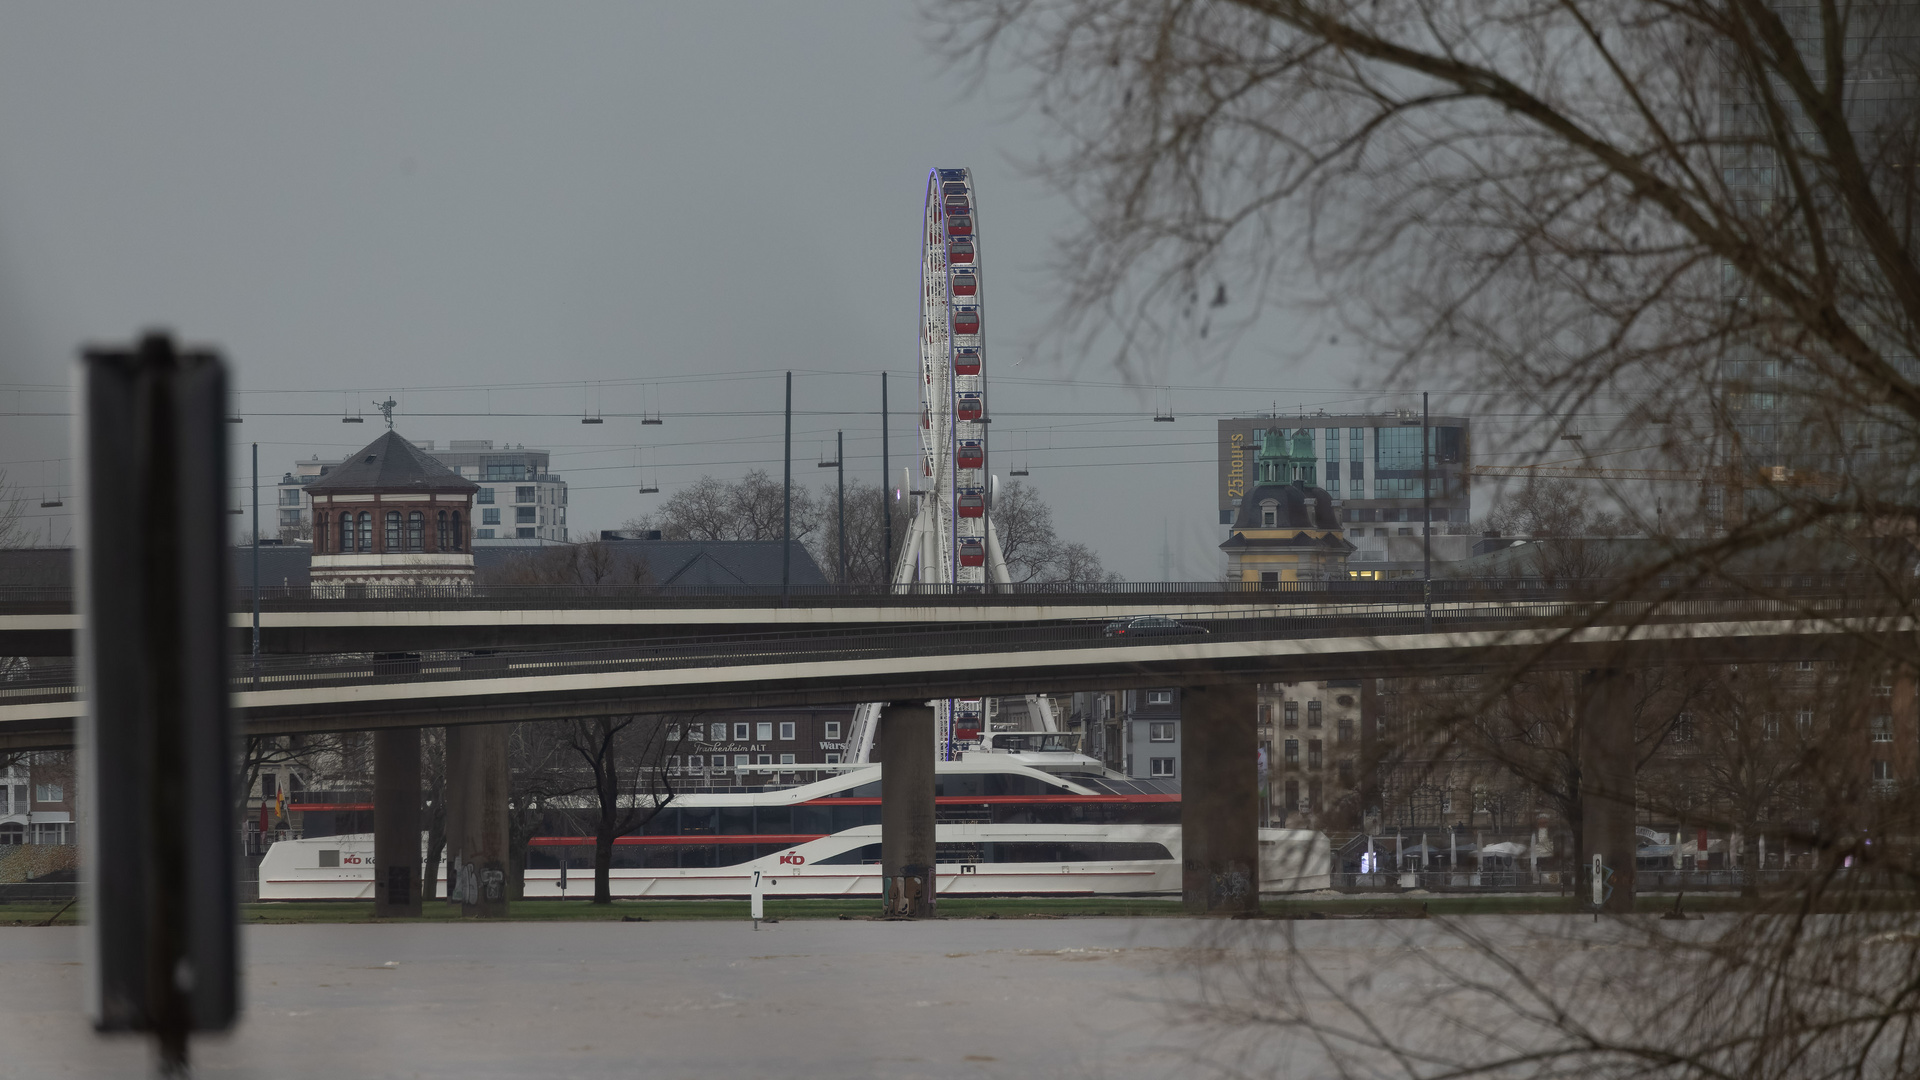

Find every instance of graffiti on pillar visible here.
[458,863,479,906]
[1210,862,1253,908]
[483,869,505,902]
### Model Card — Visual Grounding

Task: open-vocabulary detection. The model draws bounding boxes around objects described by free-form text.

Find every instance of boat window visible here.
[982,842,1173,863]
[718,806,754,835]
[754,806,793,834]
[678,807,717,835]
[642,808,679,834]
[793,804,832,834]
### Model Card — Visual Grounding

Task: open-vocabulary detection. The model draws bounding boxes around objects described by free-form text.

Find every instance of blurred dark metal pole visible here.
[1422,392,1433,633]
[782,371,792,597]
[881,372,892,580]
[79,332,237,1076]
[250,442,259,688]
[837,430,846,588]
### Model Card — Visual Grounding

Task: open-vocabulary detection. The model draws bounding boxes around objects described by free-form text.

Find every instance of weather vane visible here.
[373,397,398,430]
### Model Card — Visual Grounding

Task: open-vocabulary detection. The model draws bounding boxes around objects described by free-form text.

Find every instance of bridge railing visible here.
[0,588,1868,704]
[0,572,1881,613]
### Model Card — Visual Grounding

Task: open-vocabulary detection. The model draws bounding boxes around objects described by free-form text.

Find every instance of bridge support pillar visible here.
[372,727,422,917]
[879,701,936,918]
[445,724,510,917]
[1181,682,1260,915]
[1579,669,1637,914]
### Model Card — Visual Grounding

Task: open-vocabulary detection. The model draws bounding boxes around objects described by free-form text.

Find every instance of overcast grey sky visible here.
[0,3,1422,578]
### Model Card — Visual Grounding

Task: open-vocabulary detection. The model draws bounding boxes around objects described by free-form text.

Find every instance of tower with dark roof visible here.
[1220,428,1355,586]
[305,431,480,593]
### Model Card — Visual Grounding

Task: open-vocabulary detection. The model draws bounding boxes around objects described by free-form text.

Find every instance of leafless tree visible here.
[625,470,822,546]
[564,714,685,904]
[1485,478,1627,539]
[943,4,1920,1070]
[504,721,582,900]
[0,469,29,550]
[626,472,1119,585]
[480,541,655,586]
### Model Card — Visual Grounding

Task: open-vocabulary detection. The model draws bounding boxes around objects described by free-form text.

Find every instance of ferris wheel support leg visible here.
[985,517,1012,588]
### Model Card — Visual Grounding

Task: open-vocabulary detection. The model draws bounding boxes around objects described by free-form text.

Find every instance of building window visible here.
[475,529,495,539]
[757,722,773,741]
[1149,721,1175,742]
[1338,759,1354,786]
[482,508,501,525]
[384,511,401,551]
[755,754,773,766]
[1283,702,1299,729]
[1307,739,1323,770]
[1762,713,1779,741]
[734,723,750,740]
[780,753,795,766]
[734,754,750,768]
[1147,690,1172,705]
[1871,715,1893,742]
[1307,778,1322,811]
[1797,660,1814,671]
[279,487,302,507]
[260,773,277,799]
[1262,505,1277,527]
[34,783,62,803]
[516,486,537,503]
[666,755,681,771]
[1283,778,1299,810]
[476,487,495,504]
[33,822,73,845]
[824,752,842,764]
[436,511,450,550]
[1258,704,1271,725]
[1797,708,1814,737]
[450,511,463,550]
[357,511,372,552]
[1307,700,1323,728]
[687,755,703,769]
[516,527,535,539]
[666,725,682,742]
[1872,759,1894,782]
[824,722,842,740]
[1283,739,1299,767]
[339,514,353,553]
[1260,571,1280,589]
[779,722,796,741]
[1337,716,1354,744]
[0,823,21,845]
[516,506,536,523]
[1673,713,1696,742]
[406,510,424,551]
[1150,757,1176,778]
[710,722,726,740]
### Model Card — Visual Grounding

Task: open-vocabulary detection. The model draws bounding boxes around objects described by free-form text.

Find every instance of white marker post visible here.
[750,870,765,928]
[1591,854,1604,909]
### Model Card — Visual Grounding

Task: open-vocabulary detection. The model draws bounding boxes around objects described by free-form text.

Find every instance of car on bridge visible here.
[1102,616,1209,637]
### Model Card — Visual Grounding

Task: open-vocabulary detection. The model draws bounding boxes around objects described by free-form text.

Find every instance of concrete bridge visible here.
[7,582,1889,917]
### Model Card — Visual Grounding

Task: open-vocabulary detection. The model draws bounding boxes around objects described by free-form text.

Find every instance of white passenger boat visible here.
[259,734,1331,901]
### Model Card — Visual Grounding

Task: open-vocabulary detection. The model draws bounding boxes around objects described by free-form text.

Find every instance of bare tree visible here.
[1485,478,1626,539]
[0,469,28,550]
[943,5,1920,1069]
[504,721,582,900]
[481,541,655,586]
[627,473,1119,585]
[625,470,821,546]
[565,714,684,904]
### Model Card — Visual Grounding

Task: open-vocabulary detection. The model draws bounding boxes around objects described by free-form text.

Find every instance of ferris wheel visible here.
[845,168,1057,763]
